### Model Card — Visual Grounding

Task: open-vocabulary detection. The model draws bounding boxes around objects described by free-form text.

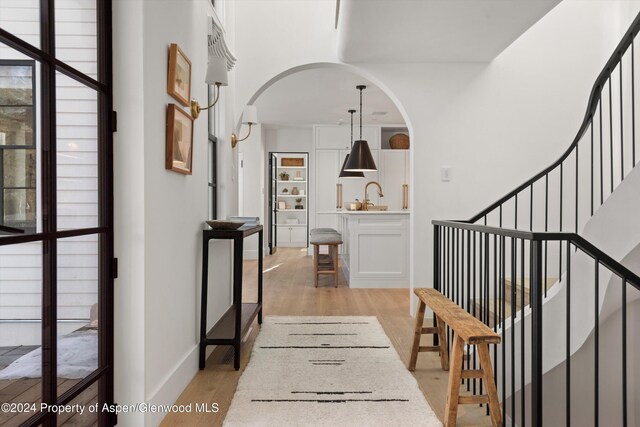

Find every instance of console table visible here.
[199,225,263,370]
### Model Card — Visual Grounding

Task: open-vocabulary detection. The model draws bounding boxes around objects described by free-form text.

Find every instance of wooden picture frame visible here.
[167,43,192,106]
[166,104,194,175]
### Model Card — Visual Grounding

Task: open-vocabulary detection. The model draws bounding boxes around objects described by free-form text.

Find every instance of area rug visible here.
[224,316,441,426]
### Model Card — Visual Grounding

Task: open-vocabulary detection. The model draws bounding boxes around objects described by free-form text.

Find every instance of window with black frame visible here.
[0,61,36,233]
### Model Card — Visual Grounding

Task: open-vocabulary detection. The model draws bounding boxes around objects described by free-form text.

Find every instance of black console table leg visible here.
[258,229,263,324]
[199,237,210,370]
[233,237,244,371]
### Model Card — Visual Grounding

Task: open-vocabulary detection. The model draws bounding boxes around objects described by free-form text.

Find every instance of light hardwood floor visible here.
[160,248,493,427]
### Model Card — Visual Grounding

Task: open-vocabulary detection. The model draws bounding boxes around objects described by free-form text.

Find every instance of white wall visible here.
[239,123,265,258]
[113,0,239,425]
[230,0,640,308]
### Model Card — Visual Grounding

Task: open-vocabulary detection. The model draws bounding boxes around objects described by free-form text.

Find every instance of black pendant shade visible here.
[344,85,377,172]
[339,108,365,178]
[344,140,377,172]
[339,154,365,178]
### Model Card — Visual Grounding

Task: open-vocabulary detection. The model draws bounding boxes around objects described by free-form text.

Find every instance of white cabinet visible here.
[315,125,380,150]
[380,150,409,211]
[315,126,351,150]
[277,225,307,247]
[315,150,341,211]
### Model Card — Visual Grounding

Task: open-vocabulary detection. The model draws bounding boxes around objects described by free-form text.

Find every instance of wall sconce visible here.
[190,56,228,119]
[231,105,258,148]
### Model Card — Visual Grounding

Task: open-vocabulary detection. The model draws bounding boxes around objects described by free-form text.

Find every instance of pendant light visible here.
[344,85,377,172]
[339,109,365,178]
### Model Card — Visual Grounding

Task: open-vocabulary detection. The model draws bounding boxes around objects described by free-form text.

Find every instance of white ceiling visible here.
[337,0,562,63]
[254,68,405,128]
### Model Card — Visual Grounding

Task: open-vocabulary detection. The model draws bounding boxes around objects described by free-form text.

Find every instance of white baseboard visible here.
[145,344,199,427]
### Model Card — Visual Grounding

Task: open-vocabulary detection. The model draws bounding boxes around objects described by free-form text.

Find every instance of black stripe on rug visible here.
[274,322,370,325]
[259,346,389,349]
[291,391,372,395]
[289,333,358,336]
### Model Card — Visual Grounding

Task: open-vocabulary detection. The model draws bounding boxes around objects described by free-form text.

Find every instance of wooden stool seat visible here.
[409,288,502,427]
[310,233,342,288]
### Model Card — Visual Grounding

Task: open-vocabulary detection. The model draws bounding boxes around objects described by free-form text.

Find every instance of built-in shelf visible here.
[277,180,307,183]
[277,194,307,197]
[276,223,306,227]
[277,209,307,212]
[277,166,307,169]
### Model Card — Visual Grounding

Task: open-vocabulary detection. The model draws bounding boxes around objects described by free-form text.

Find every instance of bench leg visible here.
[435,315,449,371]
[444,333,464,427]
[332,245,339,288]
[408,300,426,371]
[478,343,502,427]
[313,245,319,288]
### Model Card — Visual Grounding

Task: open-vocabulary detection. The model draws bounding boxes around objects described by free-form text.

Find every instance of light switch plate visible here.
[441,167,452,182]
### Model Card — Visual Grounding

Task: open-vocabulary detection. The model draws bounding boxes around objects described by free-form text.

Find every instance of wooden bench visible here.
[408,288,502,427]
[310,230,342,288]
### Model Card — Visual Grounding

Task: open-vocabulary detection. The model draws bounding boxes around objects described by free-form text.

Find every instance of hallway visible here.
[161,248,493,426]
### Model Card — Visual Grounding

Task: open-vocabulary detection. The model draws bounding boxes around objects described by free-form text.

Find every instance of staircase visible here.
[475,278,557,327]
[433,10,640,427]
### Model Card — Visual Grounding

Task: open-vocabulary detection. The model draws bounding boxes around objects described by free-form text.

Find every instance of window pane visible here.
[3,188,36,227]
[0,63,34,147]
[4,149,36,187]
[56,0,97,78]
[57,234,99,397]
[57,380,99,426]
[0,50,41,236]
[0,241,43,423]
[0,1,41,49]
[56,72,98,231]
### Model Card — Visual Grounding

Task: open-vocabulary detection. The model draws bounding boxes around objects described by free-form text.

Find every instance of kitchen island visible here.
[337,211,410,288]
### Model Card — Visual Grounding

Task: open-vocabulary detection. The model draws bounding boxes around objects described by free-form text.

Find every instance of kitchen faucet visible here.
[363,181,384,211]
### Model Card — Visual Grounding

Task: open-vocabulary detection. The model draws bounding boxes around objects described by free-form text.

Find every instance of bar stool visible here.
[309,230,342,288]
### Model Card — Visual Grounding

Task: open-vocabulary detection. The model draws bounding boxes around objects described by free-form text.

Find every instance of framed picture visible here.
[166,104,194,175]
[167,43,192,106]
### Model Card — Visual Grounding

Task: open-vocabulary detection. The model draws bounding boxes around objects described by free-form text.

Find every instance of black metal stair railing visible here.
[433,221,640,427]
[431,10,640,427]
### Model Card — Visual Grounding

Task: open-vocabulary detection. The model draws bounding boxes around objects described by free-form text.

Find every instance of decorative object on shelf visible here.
[336,183,342,209]
[165,104,194,175]
[279,171,289,181]
[282,157,304,167]
[295,198,304,209]
[389,133,410,149]
[190,56,228,119]
[291,186,299,195]
[300,189,305,196]
[231,105,258,148]
[293,171,304,181]
[339,109,365,178]
[206,220,245,230]
[278,201,286,210]
[402,184,409,209]
[167,44,192,106]
[344,85,377,172]
[282,188,289,193]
